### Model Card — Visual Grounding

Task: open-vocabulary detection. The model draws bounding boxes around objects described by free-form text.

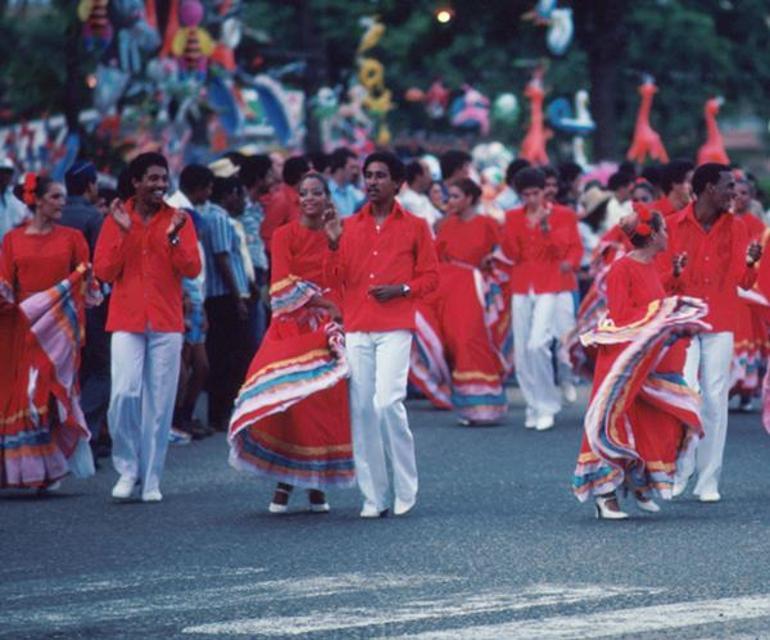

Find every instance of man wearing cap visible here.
[60,160,111,460]
[0,158,29,242]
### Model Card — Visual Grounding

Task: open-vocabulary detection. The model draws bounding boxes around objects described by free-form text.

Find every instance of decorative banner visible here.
[519,69,549,165]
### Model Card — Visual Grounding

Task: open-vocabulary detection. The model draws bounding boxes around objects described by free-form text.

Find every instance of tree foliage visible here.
[3,0,770,162]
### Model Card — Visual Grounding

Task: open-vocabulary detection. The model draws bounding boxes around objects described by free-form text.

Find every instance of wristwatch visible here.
[401,284,411,297]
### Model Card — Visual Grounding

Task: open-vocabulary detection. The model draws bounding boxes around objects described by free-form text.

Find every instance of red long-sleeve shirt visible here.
[325,201,439,332]
[501,205,583,294]
[94,199,201,333]
[658,203,756,333]
[261,183,300,253]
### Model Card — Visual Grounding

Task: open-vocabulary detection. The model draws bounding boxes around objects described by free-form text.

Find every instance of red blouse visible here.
[271,220,339,303]
[435,214,500,267]
[1,224,89,300]
[606,256,666,326]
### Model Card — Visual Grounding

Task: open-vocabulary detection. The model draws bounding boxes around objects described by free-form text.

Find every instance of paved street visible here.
[3,392,770,639]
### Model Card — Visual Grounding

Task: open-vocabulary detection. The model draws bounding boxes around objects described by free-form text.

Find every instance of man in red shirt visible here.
[260,156,309,254]
[651,159,693,217]
[662,163,762,502]
[94,153,201,503]
[502,168,582,431]
[325,151,438,518]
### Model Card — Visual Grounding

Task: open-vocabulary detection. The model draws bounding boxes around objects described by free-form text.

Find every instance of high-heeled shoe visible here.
[635,494,661,513]
[595,494,629,520]
[307,489,330,513]
[268,485,293,514]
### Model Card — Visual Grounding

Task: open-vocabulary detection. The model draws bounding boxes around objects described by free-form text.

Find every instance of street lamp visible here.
[435,6,454,24]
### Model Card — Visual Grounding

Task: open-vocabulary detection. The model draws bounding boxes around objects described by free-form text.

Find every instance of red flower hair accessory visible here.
[633,202,653,237]
[22,172,37,207]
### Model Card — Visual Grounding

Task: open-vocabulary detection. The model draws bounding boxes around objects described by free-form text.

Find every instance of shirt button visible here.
[373,251,378,256]
[369,274,375,279]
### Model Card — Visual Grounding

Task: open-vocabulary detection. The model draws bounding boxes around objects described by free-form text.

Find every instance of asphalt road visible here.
[3,390,770,639]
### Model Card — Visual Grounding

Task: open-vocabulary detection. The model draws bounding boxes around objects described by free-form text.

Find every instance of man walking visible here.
[664,163,761,502]
[325,151,438,518]
[94,153,201,502]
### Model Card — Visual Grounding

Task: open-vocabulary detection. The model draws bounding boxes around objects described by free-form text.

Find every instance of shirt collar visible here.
[359,199,405,221]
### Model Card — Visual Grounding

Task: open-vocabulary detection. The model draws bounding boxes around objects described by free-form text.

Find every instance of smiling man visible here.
[660,163,762,503]
[94,153,201,503]
[325,151,438,518]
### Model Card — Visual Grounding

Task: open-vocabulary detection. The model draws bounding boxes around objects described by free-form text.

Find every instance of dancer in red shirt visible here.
[228,173,354,513]
[325,151,438,518]
[573,205,706,519]
[502,168,582,431]
[730,177,767,409]
[0,176,93,489]
[95,153,201,503]
[661,163,762,502]
[410,178,509,424]
[260,157,308,254]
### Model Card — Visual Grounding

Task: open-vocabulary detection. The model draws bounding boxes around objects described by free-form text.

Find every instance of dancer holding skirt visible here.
[228,172,354,513]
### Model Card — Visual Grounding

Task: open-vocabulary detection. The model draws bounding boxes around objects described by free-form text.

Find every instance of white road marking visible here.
[181,583,657,636]
[1,572,455,632]
[396,593,770,640]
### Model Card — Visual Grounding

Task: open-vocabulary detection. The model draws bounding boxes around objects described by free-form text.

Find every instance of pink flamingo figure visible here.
[697,97,729,166]
[519,72,549,166]
[626,75,669,164]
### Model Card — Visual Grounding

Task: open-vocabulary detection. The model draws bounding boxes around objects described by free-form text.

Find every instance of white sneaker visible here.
[141,488,163,503]
[672,474,690,498]
[394,497,416,517]
[535,414,555,431]
[524,408,537,429]
[169,428,192,445]
[111,475,137,499]
[360,504,387,519]
[635,495,661,513]
[698,490,721,503]
[562,381,578,404]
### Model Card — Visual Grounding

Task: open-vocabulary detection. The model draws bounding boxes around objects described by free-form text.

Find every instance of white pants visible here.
[109,331,183,493]
[675,332,733,496]
[553,291,576,383]
[346,330,417,512]
[512,293,562,418]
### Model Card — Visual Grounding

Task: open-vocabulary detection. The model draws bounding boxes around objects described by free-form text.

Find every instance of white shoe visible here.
[535,414,555,431]
[360,504,387,519]
[268,501,289,514]
[394,497,416,517]
[309,502,330,513]
[635,495,661,513]
[672,476,689,498]
[595,495,629,520]
[698,490,721,503]
[562,381,578,404]
[141,488,163,503]
[111,475,137,500]
[524,408,537,429]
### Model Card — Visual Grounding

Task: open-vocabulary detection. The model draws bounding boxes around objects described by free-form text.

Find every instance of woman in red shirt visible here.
[572,205,707,519]
[410,178,509,424]
[228,173,354,513]
[730,178,767,409]
[0,175,93,490]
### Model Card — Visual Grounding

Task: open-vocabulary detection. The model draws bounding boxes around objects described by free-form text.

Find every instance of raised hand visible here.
[166,210,187,239]
[110,198,131,232]
[323,204,343,248]
[673,252,688,277]
[747,240,762,266]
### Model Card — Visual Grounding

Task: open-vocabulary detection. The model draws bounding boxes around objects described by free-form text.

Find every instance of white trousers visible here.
[347,330,417,512]
[675,332,733,496]
[109,331,183,493]
[512,293,562,418]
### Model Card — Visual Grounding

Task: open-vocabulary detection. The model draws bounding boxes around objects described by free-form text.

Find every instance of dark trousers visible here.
[80,301,111,443]
[204,296,253,429]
